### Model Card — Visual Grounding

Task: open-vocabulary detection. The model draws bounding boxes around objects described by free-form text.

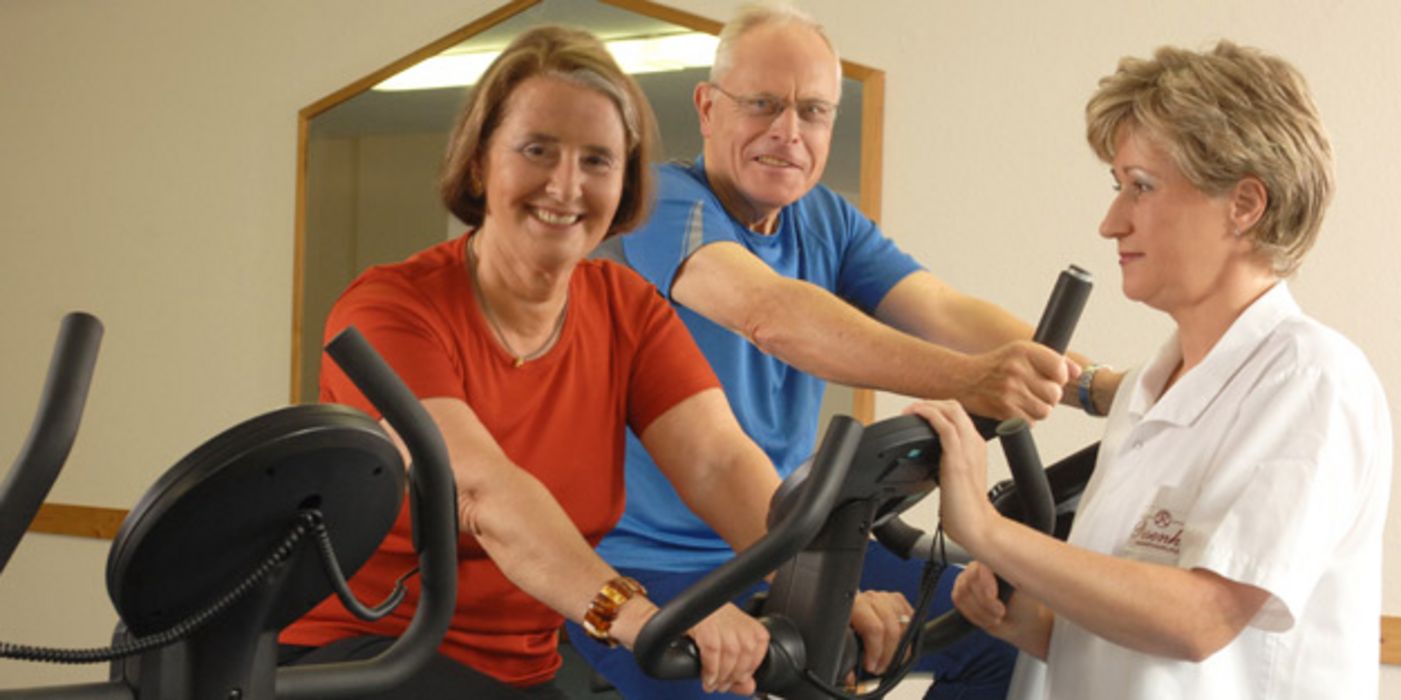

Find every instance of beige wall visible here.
[1,0,1397,693]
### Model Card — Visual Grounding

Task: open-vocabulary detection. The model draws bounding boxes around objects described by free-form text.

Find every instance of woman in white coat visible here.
[918,40,1392,700]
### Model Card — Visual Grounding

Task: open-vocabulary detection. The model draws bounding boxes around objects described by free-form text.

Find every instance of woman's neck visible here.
[1165,269,1278,389]
[468,229,570,345]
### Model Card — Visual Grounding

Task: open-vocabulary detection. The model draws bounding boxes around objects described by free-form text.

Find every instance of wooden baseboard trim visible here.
[29,502,128,540]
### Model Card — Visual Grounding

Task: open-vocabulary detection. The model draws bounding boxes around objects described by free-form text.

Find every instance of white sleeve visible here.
[1177,366,1376,631]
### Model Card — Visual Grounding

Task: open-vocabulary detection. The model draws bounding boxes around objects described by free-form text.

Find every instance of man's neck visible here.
[702,163,781,234]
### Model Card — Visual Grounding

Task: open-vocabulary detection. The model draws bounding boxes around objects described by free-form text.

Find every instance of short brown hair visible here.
[440,25,658,236]
[1086,41,1333,275]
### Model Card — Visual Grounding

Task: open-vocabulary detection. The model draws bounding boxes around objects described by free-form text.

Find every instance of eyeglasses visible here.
[707,83,838,127]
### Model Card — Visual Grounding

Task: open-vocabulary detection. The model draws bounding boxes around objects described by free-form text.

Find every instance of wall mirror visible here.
[292,0,885,423]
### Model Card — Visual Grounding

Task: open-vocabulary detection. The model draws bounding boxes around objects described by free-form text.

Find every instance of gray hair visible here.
[710,1,842,92]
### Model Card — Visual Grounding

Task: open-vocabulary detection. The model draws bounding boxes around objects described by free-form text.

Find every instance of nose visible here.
[767,103,802,142]
[546,156,583,201]
[1099,192,1130,240]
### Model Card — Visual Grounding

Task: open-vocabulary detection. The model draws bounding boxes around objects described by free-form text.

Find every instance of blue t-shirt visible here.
[595,158,922,571]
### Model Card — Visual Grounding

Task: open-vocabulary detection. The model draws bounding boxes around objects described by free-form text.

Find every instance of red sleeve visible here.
[616,269,721,436]
[319,275,466,420]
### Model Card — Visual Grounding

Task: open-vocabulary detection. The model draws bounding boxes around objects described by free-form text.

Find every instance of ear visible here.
[694,82,716,138]
[1229,176,1268,235]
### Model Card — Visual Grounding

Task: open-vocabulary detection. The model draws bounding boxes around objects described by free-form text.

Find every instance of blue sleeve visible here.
[620,163,742,300]
[827,193,923,312]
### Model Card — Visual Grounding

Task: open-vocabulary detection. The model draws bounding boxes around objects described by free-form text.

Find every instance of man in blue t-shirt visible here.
[571,5,1118,699]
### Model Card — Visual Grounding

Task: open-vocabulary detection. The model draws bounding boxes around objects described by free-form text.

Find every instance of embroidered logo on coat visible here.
[1129,508,1183,556]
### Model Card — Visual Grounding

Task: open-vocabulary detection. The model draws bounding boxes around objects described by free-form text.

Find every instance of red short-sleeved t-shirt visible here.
[280,233,719,686]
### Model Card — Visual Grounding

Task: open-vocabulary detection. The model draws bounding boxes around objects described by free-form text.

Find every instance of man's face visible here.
[698,23,841,232]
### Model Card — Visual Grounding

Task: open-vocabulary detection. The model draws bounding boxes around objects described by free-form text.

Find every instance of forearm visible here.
[672,458,776,553]
[930,297,1122,415]
[746,278,978,398]
[1000,592,1055,660]
[462,462,618,624]
[875,272,1032,353]
[972,518,1254,661]
[413,398,622,630]
[878,273,1121,414]
[642,390,780,553]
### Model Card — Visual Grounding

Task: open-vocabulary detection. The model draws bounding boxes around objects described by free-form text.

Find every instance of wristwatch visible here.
[1079,363,1108,417]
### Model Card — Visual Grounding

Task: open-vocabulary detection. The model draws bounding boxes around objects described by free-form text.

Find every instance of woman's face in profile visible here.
[1097,126,1246,316]
[478,74,628,269]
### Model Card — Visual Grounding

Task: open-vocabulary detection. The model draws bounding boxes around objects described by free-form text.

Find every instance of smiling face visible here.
[478,74,627,269]
[1099,125,1265,319]
[698,22,840,232]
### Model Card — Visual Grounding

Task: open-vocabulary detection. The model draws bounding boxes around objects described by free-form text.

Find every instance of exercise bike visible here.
[633,266,1102,699]
[0,315,459,699]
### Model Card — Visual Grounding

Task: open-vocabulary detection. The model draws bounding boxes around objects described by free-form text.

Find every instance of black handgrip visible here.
[1032,265,1092,354]
[647,637,702,680]
[969,265,1092,436]
[0,312,104,576]
[871,516,927,560]
[921,607,982,651]
[995,420,1053,536]
[985,418,1053,610]
[645,616,809,692]
[919,419,1050,647]
[278,326,460,698]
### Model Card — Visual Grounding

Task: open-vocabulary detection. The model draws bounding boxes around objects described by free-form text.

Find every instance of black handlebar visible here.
[1032,265,1093,355]
[276,327,461,698]
[0,312,103,576]
[912,267,1090,646]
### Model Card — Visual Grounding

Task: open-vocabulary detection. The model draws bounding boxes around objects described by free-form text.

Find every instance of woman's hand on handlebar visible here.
[687,602,769,694]
[612,597,767,694]
[952,562,1053,659]
[850,590,915,674]
[951,562,1007,632]
[904,401,1000,551]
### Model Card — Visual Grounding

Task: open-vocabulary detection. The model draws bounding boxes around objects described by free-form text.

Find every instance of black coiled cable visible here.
[0,511,317,665]
[0,508,416,665]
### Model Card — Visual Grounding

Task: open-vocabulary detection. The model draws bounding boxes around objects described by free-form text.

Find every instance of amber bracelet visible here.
[581,576,646,647]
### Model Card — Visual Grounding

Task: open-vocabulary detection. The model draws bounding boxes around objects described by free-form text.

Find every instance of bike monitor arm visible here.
[275,326,460,698]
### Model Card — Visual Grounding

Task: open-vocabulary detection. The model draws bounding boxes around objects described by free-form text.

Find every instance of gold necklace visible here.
[467,235,569,367]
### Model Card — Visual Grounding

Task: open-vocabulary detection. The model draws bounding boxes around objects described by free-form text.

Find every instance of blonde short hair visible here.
[1086,40,1333,275]
[440,25,658,236]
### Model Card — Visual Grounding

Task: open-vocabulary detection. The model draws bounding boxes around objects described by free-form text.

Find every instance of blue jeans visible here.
[567,541,1014,699]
